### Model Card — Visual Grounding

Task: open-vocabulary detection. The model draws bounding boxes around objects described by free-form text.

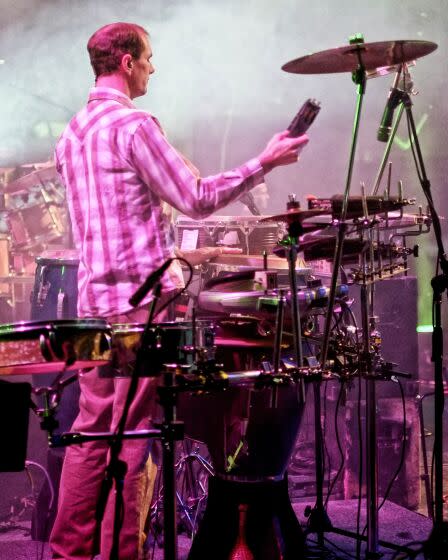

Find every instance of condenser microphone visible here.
[377,70,403,142]
[129,258,174,307]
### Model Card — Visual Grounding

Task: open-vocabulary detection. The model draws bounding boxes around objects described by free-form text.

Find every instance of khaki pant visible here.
[50,304,167,560]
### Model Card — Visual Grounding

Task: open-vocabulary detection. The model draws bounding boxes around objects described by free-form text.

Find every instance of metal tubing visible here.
[287,245,304,369]
[371,104,405,195]
[417,393,434,520]
[320,71,366,369]
[313,380,326,547]
[360,251,379,557]
[272,289,286,373]
[162,369,178,560]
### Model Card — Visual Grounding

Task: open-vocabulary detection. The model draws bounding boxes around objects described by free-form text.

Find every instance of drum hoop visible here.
[112,320,214,333]
[0,318,110,337]
[35,257,80,266]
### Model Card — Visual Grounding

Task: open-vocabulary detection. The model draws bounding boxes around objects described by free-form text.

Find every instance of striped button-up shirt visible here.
[55,86,264,317]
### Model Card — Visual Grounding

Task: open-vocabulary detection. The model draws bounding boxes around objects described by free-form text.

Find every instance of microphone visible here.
[377,70,403,142]
[129,258,174,308]
[239,191,261,216]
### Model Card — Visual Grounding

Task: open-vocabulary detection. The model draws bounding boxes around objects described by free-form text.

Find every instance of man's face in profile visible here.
[128,34,155,99]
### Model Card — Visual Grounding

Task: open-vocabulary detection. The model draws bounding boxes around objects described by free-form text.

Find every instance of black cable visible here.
[322,378,332,496]
[305,536,340,560]
[429,298,441,512]
[358,377,408,545]
[115,256,193,437]
[147,462,164,559]
[389,539,426,560]
[153,258,194,318]
[323,535,359,560]
[324,379,346,508]
[377,377,407,512]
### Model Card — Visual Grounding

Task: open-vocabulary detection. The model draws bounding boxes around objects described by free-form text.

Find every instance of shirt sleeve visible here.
[129,115,265,220]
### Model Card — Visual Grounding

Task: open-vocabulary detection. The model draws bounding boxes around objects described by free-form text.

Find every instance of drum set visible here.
[0,36,444,560]
[0,161,69,321]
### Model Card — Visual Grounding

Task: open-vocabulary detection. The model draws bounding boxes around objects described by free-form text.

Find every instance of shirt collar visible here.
[88,86,135,109]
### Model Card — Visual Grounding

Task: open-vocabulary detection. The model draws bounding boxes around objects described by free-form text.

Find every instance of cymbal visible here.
[259,208,329,223]
[282,40,437,74]
[5,164,58,195]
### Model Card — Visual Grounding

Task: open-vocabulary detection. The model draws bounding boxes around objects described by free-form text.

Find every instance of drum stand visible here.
[149,439,214,543]
[48,375,182,560]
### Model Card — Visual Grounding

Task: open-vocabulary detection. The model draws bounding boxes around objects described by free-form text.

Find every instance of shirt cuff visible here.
[241,157,265,186]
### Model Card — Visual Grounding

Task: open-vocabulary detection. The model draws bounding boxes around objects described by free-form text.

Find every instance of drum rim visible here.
[35,257,80,266]
[0,317,110,335]
[112,320,215,332]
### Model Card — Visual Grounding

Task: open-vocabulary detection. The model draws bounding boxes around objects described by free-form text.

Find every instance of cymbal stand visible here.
[320,35,367,370]
[310,33,368,543]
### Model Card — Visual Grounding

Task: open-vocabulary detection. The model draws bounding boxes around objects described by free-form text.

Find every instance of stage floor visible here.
[0,498,434,559]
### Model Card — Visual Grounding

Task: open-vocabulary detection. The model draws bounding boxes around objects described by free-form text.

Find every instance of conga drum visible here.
[29,250,80,540]
[180,372,306,560]
[30,251,79,321]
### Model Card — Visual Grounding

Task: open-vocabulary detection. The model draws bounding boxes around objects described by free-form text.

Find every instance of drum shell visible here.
[111,321,215,377]
[31,255,79,320]
[175,216,283,255]
[0,318,111,376]
[179,379,304,479]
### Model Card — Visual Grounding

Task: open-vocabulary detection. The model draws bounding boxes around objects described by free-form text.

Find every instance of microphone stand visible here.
[96,284,164,560]
[368,62,448,551]
[397,91,448,553]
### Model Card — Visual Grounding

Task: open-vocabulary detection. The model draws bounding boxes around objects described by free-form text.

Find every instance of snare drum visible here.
[0,318,111,376]
[111,321,215,376]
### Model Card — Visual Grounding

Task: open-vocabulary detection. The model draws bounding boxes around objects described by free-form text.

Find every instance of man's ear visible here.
[121,53,133,73]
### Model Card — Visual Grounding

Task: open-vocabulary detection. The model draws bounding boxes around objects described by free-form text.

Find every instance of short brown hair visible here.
[87,22,149,78]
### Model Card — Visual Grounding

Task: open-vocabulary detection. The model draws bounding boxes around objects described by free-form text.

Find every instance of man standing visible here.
[50,22,308,559]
